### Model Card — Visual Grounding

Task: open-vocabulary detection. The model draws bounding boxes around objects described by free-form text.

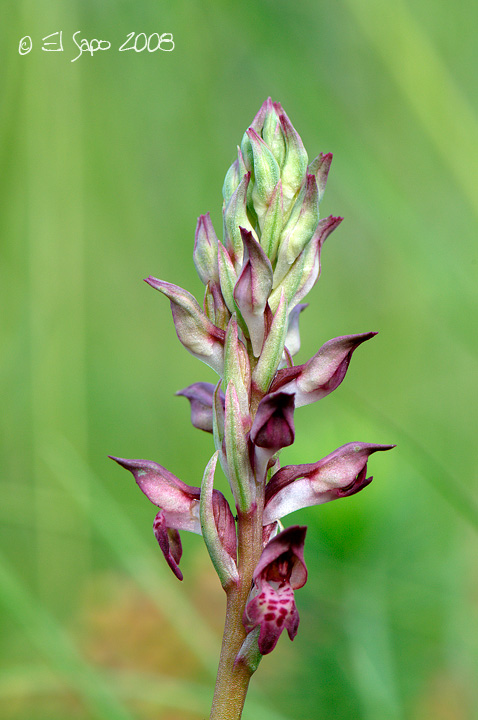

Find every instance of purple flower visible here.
[263,442,395,524]
[243,525,307,654]
[109,456,236,580]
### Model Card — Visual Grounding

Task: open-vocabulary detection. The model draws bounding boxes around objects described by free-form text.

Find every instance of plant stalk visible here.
[209,502,263,720]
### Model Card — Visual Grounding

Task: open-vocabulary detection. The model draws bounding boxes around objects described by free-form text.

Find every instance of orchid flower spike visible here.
[110,98,395,719]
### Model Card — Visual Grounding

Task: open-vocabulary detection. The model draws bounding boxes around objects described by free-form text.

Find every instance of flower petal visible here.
[243,525,307,654]
[284,303,308,357]
[153,511,183,580]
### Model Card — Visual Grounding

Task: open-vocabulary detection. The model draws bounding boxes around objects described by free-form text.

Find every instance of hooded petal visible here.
[253,525,307,589]
[263,443,395,524]
[250,390,295,485]
[176,381,224,433]
[250,390,295,452]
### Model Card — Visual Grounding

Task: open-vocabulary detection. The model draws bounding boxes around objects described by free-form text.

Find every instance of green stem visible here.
[209,503,263,720]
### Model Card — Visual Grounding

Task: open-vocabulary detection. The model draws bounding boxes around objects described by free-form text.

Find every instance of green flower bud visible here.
[225,383,253,512]
[193,213,219,286]
[262,105,286,168]
[224,314,251,417]
[252,290,288,394]
[217,240,238,315]
[308,152,333,203]
[260,180,283,263]
[223,172,257,266]
[246,128,281,230]
[273,174,320,287]
[223,157,241,205]
[276,105,308,214]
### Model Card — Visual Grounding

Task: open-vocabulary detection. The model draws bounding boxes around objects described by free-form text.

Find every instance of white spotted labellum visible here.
[243,525,307,655]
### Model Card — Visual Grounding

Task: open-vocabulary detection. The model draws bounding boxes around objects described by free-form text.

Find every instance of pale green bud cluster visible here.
[220,97,335,314]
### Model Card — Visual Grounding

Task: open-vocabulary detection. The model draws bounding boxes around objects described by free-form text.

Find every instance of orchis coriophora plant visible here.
[110,98,395,720]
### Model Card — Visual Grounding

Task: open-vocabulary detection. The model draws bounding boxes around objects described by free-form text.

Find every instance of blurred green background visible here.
[1,0,477,718]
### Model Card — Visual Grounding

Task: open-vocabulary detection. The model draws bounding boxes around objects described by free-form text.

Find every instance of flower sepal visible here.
[145,277,225,375]
[263,442,396,524]
[270,331,378,407]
